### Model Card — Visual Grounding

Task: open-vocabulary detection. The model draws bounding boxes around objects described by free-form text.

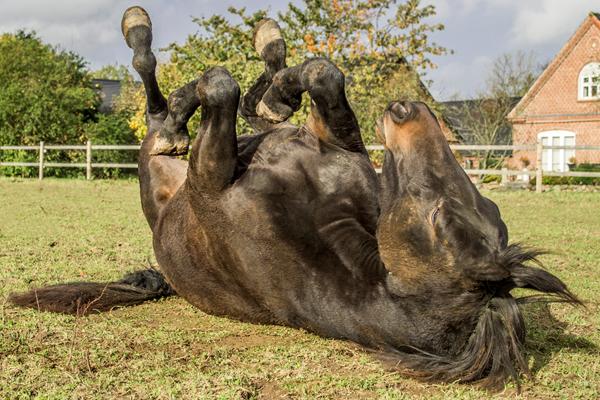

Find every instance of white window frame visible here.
[578,62,600,100]
[537,131,576,172]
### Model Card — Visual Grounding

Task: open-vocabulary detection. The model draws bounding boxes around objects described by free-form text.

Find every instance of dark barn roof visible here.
[441,97,521,145]
[93,79,122,113]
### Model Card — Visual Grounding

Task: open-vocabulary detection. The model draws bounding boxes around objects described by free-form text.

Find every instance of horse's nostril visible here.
[389,102,411,122]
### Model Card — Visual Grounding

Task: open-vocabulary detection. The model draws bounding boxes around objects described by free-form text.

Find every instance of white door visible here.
[537,131,576,172]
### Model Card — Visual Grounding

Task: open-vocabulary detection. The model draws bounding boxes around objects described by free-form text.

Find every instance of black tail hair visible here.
[381,244,581,390]
[9,269,174,316]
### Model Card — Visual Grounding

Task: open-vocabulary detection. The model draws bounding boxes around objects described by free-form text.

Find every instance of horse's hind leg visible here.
[187,68,241,193]
[122,7,167,126]
[122,7,190,228]
[122,8,188,156]
[239,19,289,131]
[257,58,366,154]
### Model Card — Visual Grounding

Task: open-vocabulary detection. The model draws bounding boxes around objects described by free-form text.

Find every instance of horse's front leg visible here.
[122,7,167,123]
[187,68,241,194]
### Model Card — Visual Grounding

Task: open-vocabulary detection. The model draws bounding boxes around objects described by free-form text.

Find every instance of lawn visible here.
[0,178,598,399]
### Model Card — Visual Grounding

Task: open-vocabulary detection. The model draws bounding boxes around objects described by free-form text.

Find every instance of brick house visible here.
[508,12,600,172]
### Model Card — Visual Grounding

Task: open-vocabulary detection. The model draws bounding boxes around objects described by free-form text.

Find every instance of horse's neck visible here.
[291,278,413,348]
[300,276,482,353]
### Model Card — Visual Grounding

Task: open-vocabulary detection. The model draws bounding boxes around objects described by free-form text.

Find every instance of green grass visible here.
[1,178,598,399]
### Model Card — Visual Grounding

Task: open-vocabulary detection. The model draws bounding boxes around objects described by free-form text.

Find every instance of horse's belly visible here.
[152,190,277,323]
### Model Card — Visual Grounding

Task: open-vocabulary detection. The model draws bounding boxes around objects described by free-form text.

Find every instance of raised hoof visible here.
[149,132,189,156]
[253,19,286,74]
[196,67,240,109]
[256,100,291,124]
[122,6,152,48]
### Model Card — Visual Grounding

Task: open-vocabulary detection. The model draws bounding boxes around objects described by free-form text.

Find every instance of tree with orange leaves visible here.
[120,1,449,144]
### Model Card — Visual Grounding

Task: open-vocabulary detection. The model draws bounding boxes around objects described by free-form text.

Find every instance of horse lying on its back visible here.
[10,6,580,390]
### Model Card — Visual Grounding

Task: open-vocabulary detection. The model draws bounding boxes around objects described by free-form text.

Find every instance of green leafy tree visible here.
[126,0,448,143]
[92,64,134,82]
[446,51,541,170]
[84,112,139,178]
[0,31,101,177]
[279,0,448,141]
[88,63,140,178]
[0,31,99,146]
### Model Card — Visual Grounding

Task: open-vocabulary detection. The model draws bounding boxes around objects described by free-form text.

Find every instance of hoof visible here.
[122,6,152,48]
[256,100,291,124]
[196,67,240,108]
[150,131,189,156]
[253,19,286,74]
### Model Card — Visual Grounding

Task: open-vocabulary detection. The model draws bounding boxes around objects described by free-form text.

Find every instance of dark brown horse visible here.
[10,6,580,389]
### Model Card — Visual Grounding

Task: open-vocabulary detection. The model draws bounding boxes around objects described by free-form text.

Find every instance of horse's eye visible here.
[430,207,440,225]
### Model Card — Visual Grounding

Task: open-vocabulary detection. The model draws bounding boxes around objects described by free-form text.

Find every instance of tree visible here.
[445,51,541,170]
[124,0,449,142]
[88,64,140,178]
[0,31,99,146]
[445,97,520,170]
[92,64,134,82]
[83,112,139,178]
[486,51,539,98]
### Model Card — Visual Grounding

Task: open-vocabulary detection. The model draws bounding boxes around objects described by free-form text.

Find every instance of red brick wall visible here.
[511,119,600,167]
[521,25,600,116]
[510,17,600,167]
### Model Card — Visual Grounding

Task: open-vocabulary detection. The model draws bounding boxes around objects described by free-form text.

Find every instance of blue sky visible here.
[0,0,597,100]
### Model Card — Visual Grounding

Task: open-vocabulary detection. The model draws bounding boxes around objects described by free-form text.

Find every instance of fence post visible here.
[38,141,44,180]
[536,139,543,193]
[501,167,508,186]
[86,140,92,180]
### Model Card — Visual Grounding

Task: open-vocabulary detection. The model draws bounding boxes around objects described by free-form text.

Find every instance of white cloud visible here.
[509,0,597,45]
[1,0,596,97]
[0,0,130,63]
[0,0,216,69]
[427,55,493,99]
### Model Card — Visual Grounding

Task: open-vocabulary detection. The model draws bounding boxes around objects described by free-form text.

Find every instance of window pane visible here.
[584,77,589,83]
[565,136,575,167]
[541,137,550,170]
[584,86,589,97]
[593,86,598,97]
[552,137,561,171]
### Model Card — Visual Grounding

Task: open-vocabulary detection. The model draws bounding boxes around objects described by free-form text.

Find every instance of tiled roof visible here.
[508,12,599,120]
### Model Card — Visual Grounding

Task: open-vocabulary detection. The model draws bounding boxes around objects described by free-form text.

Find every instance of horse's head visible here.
[377,101,509,284]
[376,100,580,388]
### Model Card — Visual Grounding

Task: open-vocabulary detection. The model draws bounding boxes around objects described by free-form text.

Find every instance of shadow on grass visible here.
[523,303,598,375]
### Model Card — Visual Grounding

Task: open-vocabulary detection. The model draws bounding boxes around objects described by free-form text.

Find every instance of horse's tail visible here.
[381,244,581,390]
[9,269,174,316]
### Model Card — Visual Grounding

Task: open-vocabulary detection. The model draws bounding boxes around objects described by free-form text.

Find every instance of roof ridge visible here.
[508,14,597,119]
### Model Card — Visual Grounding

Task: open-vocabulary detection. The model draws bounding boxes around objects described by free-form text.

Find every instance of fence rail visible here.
[0,141,140,180]
[2,141,600,192]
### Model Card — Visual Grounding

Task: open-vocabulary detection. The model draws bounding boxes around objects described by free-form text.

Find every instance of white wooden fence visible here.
[366,143,600,193]
[2,140,600,193]
[0,141,138,180]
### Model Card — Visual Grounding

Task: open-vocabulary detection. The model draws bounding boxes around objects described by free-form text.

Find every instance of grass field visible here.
[1,178,599,399]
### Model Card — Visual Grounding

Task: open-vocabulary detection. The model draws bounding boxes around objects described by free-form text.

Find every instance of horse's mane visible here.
[378,243,581,390]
